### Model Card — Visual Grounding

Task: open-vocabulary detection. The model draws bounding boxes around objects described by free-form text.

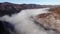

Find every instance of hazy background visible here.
[0,0,60,5]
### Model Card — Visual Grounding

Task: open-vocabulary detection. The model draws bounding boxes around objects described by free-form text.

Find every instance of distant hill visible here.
[0,2,60,16]
[0,2,59,10]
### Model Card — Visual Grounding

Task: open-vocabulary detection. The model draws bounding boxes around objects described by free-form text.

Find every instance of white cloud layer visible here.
[0,8,57,34]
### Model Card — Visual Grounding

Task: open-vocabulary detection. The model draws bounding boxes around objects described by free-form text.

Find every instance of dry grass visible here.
[34,7,60,33]
[49,7,60,14]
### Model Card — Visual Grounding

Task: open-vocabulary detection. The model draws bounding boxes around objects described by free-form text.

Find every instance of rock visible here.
[34,7,60,33]
[0,21,15,34]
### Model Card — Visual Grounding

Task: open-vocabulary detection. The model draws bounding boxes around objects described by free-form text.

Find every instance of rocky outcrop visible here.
[34,7,60,33]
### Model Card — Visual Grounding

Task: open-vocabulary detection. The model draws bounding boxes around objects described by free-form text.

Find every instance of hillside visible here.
[0,2,59,16]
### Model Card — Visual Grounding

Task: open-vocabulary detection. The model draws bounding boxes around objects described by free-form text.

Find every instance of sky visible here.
[0,0,60,5]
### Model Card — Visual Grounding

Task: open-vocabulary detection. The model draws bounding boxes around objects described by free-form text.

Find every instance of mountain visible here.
[0,2,60,16]
[0,2,59,11]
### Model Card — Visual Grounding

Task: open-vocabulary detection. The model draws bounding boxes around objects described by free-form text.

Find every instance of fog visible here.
[0,8,56,34]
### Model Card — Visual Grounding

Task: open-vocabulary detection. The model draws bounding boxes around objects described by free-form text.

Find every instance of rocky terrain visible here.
[34,7,60,34]
[0,2,59,16]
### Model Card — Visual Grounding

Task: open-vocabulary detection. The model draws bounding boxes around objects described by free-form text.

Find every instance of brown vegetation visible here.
[34,7,60,33]
[49,7,60,14]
